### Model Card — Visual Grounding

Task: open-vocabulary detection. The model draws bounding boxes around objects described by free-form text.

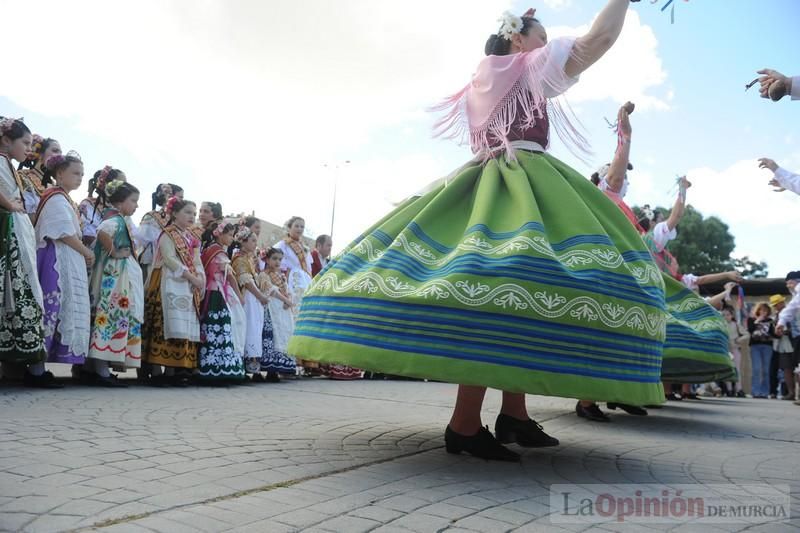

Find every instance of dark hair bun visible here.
[485,34,511,56]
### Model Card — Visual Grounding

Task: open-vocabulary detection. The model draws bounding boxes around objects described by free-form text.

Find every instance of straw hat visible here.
[769,294,786,308]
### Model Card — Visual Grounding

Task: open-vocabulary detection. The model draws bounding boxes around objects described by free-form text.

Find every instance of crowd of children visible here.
[0,116,360,388]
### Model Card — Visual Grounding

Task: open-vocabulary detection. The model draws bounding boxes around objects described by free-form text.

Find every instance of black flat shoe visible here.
[607,403,647,416]
[265,372,281,383]
[148,375,170,387]
[495,413,559,447]
[665,392,682,401]
[251,373,266,383]
[683,392,700,400]
[93,374,129,388]
[23,371,64,389]
[170,375,190,388]
[444,425,520,462]
[575,401,610,422]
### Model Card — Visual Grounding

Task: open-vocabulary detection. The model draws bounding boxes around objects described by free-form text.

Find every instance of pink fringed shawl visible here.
[432,37,589,160]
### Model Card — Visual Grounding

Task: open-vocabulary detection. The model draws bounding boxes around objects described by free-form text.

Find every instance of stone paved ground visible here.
[0,376,798,533]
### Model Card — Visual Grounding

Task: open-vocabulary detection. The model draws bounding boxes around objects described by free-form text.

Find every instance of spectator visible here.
[755,68,799,101]
[311,234,332,277]
[747,303,776,399]
[770,295,793,399]
[758,158,799,196]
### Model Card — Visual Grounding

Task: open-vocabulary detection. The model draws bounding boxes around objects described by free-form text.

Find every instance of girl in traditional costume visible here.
[198,222,246,382]
[78,166,125,247]
[0,118,56,388]
[137,183,173,284]
[242,216,266,271]
[290,2,666,461]
[259,248,297,381]
[231,226,269,382]
[18,135,61,216]
[276,216,318,375]
[142,198,205,386]
[35,153,94,373]
[85,180,143,386]
[193,201,223,240]
[595,106,736,399]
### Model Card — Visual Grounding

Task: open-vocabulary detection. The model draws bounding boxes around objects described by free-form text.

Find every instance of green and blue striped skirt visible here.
[661,276,737,383]
[289,152,667,405]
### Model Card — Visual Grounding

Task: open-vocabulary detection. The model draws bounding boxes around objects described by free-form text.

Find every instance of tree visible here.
[731,256,769,278]
[632,204,745,275]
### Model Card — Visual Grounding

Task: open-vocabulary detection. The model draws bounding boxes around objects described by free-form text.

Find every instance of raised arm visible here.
[565,0,633,78]
[665,176,691,231]
[706,282,737,311]
[605,105,632,193]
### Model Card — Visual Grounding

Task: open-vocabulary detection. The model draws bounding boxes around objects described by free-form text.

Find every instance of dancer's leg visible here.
[500,392,528,420]
[448,385,487,435]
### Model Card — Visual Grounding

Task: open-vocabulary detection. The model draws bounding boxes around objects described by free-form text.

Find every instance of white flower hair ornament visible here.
[497,11,524,40]
[498,9,536,41]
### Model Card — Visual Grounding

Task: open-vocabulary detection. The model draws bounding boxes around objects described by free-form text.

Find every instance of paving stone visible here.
[313,515,381,533]
[0,381,796,532]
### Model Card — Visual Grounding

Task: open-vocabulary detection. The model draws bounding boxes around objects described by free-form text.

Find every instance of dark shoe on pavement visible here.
[665,392,682,401]
[736,390,746,398]
[683,392,701,400]
[495,413,559,447]
[148,375,170,387]
[93,374,129,388]
[265,372,281,383]
[445,425,520,462]
[251,373,266,383]
[23,371,64,389]
[170,375,190,387]
[607,403,648,416]
[575,401,610,422]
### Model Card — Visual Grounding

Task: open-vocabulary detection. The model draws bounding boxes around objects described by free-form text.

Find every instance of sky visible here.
[1,0,797,276]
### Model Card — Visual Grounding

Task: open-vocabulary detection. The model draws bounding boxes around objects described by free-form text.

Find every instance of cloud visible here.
[0,1,669,253]
[0,0,513,240]
[550,11,669,111]
[684,155,800,275]
[542,0,573,10]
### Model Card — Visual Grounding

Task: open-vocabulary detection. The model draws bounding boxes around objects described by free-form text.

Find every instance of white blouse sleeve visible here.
[774,167,800,195]
[35,195,80,243]
[651,221,677,253]
[97,218,118,237]
[532,37,580,98]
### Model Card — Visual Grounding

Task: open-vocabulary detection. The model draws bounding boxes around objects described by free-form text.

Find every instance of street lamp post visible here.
[325,160,350,240]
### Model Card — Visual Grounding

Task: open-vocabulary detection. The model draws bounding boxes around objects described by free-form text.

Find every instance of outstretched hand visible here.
[617,103,633,137]
[757,69,792,101]
[758,158,778,172]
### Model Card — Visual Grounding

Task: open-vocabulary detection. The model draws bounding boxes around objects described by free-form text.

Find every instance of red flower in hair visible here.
[165,195,180,215]
[97,165,112,191]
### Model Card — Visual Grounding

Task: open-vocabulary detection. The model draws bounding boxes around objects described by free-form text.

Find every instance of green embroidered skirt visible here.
[289,152,667,405]
[662,276,737,383]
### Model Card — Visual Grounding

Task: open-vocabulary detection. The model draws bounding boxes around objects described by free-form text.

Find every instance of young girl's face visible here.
[199,203,213,226]
[242,234,257,253]
[217,230,234,247]
[268,253,282,270]
[250,221,261,236]
[117,192,139,217]
[41,141,62,166]
[1,132,32,163]
[174,203,196,229]
[57,162,84,192]
[288,219,304,240]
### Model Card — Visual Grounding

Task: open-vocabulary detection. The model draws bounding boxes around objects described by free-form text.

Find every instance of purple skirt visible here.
[37,241,85,365]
